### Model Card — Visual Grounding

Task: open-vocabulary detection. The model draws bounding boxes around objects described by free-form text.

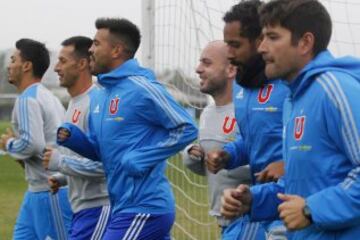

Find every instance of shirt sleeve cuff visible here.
[5,137,15,152]
[48,149,62,171]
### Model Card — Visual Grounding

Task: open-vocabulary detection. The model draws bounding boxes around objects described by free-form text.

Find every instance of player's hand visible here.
[255,160,284,183]
[48,176,60,194]
[57,128,70,142]
[278,193,311,231]
[42,147,53,170]
[206,150,230,174]
[188,144,204,161]
[0,128,15,150]
[221,184,252,219]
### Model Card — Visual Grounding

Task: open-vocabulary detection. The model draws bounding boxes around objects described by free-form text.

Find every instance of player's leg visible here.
[31,191,67,240]
[70,205,111,240]
[13,191,36,240]
[56,187,73,234]
[31,189,72,240]
[102,212,175,240]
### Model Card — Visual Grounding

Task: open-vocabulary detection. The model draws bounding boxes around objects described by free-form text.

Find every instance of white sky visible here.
[0,0,359,66]
[0,0,141,50]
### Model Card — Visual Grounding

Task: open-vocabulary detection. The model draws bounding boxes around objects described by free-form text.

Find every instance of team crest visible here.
[72,109,81,123]
[258,84,274,104]
[109,97,120,115]
[294,116,306,141]
[223,116,236,134]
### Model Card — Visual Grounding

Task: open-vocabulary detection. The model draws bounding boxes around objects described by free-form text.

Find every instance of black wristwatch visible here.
[303,204,313,223]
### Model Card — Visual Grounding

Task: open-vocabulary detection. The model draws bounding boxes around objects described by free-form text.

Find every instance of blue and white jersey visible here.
[250,51,360,239]
[59,59,198,215]
[48,85,109,213]
[224,80,289,182]
[6,83,65,191]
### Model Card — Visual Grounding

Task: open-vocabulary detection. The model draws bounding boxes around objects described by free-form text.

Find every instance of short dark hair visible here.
[260,0,332,56]
[95,18,141,58]
[15,38,50,78]
[223,0,263,41]
[61,36,92,61]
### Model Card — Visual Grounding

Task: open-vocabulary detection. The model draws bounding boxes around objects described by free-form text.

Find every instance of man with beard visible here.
[206,0,289,238]
[182,40,256,239]
[42,36,110,240]
[222,0,360,239]
[55,18,198,239]
[0,38,72,240]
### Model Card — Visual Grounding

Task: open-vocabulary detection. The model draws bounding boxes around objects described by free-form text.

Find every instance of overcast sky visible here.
[0,0,141,50]
[0,0,359,60]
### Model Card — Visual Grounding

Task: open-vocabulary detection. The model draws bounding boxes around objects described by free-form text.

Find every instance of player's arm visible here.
[304,76,360,230]
[223,133,248,169]
[56,123,99,161]
[249,179,284,221]
[49,173,68,194]
[206,133,248,173]
[4,98,46,160]
[206,132,248,174]
[182,110,206,176]
[220,179,284,221]
[182,144,206,176]
[255,160,284,183]
[123,81,198,177]
[43,147,105,178]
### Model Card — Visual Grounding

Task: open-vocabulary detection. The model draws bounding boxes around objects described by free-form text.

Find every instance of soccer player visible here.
[42,36,110,240]
[182,40,259,239]
[206,0,288,238]
[56,18,198,239]
[0,39,72,240]
[221,0,360,239]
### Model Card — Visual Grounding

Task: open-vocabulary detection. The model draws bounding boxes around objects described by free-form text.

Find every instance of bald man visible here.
[182,41,254,239]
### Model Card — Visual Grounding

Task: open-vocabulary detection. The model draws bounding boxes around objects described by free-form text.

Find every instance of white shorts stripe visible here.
[131,213,151,240]
[122,213,143,240]
[125,214,148,240]
[49,193,66,240]
[91,205,111,240]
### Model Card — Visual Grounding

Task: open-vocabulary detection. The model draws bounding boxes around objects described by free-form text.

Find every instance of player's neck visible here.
[109,58,127,72]
[68,78,93,98]
[213,83,232,106]
[17,76,40,93]
[213,92,232,106]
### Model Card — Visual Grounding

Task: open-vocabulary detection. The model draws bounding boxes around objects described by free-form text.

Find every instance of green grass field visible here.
[0,122,27,239]
[0,122,220,239]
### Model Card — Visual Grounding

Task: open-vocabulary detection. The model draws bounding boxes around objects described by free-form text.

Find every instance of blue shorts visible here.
[13,188,72,240]
[222,216,266,240]
[70,205,111,240]
[102,212,175,240]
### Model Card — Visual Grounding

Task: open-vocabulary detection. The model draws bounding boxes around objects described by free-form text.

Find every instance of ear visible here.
[298,32,315,56]
[227,64,237,80]
[22,61,32,73]
[111,43,125,59]
[77,58,89,71]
